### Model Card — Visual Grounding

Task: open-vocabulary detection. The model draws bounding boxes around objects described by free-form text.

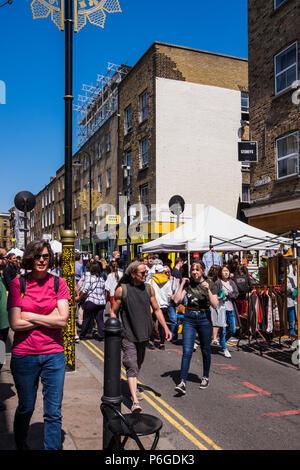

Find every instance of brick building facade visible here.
[245,0,300,234]
[0,213,12,250]
[118,42,249,253]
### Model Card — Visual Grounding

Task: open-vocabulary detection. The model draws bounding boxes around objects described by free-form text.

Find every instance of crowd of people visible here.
[0,240,297,449]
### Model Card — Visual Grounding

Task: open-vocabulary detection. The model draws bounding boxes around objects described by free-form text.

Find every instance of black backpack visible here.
[19,274,60,298]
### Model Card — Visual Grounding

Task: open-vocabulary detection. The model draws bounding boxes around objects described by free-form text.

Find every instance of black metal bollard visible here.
[101,317,123,449]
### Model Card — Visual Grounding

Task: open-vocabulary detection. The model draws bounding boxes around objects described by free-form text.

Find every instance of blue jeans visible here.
[180,310,212,382]
[168,305,178,340]
[288,306,297,336]
[10,351,66,450]
[219,310,236,350]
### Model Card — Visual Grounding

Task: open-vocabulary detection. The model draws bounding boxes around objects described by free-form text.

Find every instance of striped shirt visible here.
[83,274,106,306]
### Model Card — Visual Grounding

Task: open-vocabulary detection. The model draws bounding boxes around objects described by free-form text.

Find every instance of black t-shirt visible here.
[185,279,218,312]
[172,267,182,283]
[120,283,153,343]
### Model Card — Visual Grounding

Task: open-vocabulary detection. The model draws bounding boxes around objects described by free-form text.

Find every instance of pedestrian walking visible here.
[171,257,183,283]
[110,261,172,413]
[215,265,240,358]
[287,263,297,336]
[105,260,123,307]
[7,239,70,450]
[3,252,20,290]
[148,264,179,349]
[76,262,106,341]
[173,261,218,394]
[207,264,224,347]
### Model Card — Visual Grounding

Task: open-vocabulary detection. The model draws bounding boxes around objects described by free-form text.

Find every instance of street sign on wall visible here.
[238,141,258,162]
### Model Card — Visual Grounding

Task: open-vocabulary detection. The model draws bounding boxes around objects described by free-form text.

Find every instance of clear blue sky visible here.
[0,0,248,212]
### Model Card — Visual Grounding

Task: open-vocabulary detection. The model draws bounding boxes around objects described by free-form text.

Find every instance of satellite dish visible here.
[14,191,36,213]
[168,195,185,216]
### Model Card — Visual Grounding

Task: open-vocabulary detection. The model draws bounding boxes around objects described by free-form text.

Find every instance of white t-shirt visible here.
[149,278,178,309]
[105,271,123,297]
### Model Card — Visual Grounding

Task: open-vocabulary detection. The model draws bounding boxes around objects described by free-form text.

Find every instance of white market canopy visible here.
[142,205,292,253]
[50,240,62,254]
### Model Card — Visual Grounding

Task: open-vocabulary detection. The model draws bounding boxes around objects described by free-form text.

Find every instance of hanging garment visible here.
[266,293,273,334]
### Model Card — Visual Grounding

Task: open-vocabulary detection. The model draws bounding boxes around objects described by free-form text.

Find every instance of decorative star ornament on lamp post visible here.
[30,0,122,32]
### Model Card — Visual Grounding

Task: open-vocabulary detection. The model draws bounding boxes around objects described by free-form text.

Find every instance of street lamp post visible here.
[122,165,131,266]
[73,150,93,254]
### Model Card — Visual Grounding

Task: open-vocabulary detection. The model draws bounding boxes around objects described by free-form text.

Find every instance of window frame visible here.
[274,0,287,9]
[106,168,111,188]
[140,184,149,220]
[276,131,299,180]
[274,41,298,95]
[139,91,148,123]
[125,105,133,133]
[140,137,149,169]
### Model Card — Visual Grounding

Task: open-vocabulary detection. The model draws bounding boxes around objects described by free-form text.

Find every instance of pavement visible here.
[0,335,167,451]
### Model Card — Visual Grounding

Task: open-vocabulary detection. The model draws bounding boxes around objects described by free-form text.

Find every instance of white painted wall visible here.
[155,77,242,222]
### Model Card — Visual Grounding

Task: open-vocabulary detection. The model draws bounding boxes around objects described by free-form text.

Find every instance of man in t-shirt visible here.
[171,258,183,283]
[111,261,172,413]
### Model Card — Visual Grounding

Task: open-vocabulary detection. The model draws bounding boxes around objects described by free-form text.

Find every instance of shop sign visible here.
[238,141,258,162]
[106,215,120,225]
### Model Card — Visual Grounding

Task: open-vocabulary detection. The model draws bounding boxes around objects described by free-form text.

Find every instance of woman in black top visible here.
[173,261,218,394]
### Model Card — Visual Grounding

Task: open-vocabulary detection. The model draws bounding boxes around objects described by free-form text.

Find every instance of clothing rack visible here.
[236,284,290,355]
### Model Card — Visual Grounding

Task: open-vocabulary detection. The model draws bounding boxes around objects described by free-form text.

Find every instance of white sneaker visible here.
[223,349,231,358]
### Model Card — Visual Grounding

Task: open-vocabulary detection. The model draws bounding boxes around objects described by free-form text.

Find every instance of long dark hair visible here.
[22,239,55,270]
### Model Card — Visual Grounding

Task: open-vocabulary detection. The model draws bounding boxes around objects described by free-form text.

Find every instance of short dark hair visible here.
[75,253,81,261]
[90,262,101,277]
[22,239,55,270]
[175,257,182,264]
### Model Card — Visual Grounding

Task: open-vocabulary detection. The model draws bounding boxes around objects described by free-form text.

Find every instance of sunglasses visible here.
[34,254,50,261]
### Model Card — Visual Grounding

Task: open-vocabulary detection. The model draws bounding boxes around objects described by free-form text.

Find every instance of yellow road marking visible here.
[82,340,222,450]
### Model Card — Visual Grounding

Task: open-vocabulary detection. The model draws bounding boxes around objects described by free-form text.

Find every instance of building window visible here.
[140,185,149,220]
[98,175,102,193]
[274,0,286,9]
[58,180,61,193]
[98,142,102,159]
[83,155,87,171]
[106,168,111,188]
[242,184,250,203]
[52,209,55,225]
[274,42,298,95]
[52,188,55,201]
[106,134,111,152]
[276,131,299,179]
[3,229,7,237]
[125,150,132,176]
[125,105,132,133]
[74,193,77,209]
[241,92,249,114]
[140,137,149,168]
[83,214,87,231]
[139,91,148,122]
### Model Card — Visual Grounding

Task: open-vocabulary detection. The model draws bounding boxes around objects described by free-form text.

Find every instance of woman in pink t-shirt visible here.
[8,239,70,450]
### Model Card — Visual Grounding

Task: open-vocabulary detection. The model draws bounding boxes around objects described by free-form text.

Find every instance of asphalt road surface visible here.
[79,332,300,451]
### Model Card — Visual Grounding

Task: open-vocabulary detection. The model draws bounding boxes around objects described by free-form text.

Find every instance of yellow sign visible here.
[30,0,122,32]
[106,215,120,224]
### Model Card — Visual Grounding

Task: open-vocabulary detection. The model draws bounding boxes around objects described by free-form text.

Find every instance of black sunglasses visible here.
[34,254,50,261]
